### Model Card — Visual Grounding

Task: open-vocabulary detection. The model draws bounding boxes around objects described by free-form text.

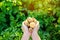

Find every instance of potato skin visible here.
[24,20,30,27]
[32,18,37,23]
[24,17,37,32]
[30,22,35,28]
[27,17,33,23]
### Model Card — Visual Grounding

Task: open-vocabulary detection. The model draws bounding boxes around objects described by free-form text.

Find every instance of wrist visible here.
[32,32,41,40]
[32,32,37,37]
[32,31,38,37]
[24,32,30,36]
[32,31,38,34]
[21,32,30,40]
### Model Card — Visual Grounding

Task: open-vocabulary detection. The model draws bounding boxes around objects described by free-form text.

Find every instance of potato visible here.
[24,17,37,32]
[30,22,35,28]
[29,28,33,33]
[24,20,30,27]
[32,18,37,23]
[27,17,33,23]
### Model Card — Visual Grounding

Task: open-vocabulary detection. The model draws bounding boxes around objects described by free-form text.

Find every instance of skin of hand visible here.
[21,22,31,40]
[32,21,41,40]
[21,21,41,40]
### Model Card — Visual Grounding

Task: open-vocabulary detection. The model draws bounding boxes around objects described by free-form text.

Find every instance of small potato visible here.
[24,20,30,27]
[24,17,37,28]
[27,17,33,23]
[32,18,37,23]
[30,22,35,28]
[29,28,33,33]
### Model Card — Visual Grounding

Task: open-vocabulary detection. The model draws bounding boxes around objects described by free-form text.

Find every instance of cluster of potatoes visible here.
[24,17,37,33]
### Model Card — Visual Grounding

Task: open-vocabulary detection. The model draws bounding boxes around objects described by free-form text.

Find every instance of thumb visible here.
[33,21,40,31]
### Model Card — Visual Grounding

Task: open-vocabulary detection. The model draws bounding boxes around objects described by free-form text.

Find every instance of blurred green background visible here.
[0,0,60,40]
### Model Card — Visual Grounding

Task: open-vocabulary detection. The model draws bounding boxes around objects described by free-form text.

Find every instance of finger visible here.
[34,21,40,31]
[22,22,29,30]
[36,21,40,30]
[21,22,25,31]
[22,22,26,27]
[36,21,39,26]
[22,22,27,28]
[35,21,39,28]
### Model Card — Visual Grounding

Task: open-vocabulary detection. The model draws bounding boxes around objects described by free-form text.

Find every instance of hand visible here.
[21,21,41,40]
[22,22,31,34]
[21,22,31,40]
[32,21,41,40]
[32,21,40,33]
